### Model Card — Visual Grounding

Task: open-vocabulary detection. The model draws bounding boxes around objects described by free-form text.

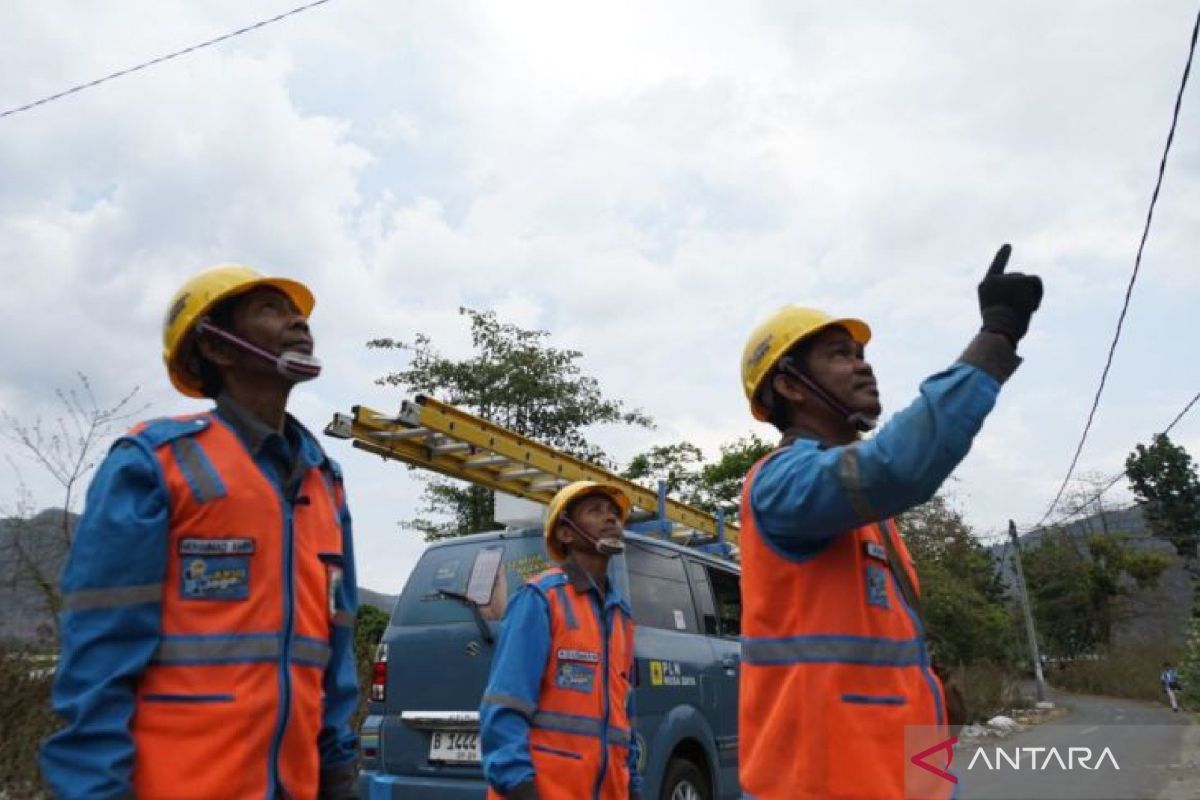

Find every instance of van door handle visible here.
[721,654,740,671]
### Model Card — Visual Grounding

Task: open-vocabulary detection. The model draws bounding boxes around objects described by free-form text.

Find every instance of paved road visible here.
[954,688,1192,800]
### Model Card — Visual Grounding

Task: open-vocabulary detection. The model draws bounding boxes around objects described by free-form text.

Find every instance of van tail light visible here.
[371,642,388,702]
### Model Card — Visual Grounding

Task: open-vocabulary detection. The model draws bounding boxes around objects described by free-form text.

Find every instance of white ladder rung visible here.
[500,467,544,480]
[372,427,429,441]
[431,441,471,455]
[464,454,511,469]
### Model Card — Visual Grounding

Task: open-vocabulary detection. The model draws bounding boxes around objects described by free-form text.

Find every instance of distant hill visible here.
[992,504,1191,649]
[1,508,397,643]
[358,587,398,615]
[0,509,74,643]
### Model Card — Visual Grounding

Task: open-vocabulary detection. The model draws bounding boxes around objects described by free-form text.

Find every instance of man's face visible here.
[559,494,624,553]
[802,325,881,418]
[229,286,314,365]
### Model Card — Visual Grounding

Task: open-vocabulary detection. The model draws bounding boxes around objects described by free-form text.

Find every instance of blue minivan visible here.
[358,527,742,799]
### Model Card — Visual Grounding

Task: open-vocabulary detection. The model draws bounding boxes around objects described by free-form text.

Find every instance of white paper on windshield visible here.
[466,546,503,605]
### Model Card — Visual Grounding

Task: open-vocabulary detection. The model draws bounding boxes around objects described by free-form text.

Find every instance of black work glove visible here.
[977,244,1043,347]
[508,781,540,800]
[317,761,359,800]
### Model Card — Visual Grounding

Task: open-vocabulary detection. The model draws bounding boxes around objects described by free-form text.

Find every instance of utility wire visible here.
[1035,4,1200,529]
[1031,386,1200,533]
[0,0,334,121]
[1161,388,1200,437]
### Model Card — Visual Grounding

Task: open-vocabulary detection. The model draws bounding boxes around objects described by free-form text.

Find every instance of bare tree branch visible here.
[0,375,146,642]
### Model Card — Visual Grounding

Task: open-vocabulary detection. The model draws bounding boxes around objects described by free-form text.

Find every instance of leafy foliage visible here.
[622,434,773,525]
[369,308,653,540]
[1021,530,1170,658]
[352,604,390,731]
[0,641,56,797]
[898,496,1017,667]
[1125,434,1200,559]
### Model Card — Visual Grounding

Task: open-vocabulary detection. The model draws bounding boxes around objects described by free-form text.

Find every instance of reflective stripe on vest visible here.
[128,413,345,800]
[738,451,951,800]
[741,633,925,667]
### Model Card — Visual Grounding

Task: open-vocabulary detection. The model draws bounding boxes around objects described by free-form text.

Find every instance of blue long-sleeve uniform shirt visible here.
[41,397,359,799]
[752,334,1020,556]
[480,563,642,798]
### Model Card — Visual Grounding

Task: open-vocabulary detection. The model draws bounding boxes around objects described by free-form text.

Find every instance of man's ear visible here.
[554,522,574,552]
[196,332,236,369]
[772,371,806,407]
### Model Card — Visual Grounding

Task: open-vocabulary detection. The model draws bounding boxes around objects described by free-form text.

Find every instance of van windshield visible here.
[391,531,552,626]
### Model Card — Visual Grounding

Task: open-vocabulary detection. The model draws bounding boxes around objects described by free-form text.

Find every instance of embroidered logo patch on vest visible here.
[181,556,250,600]
[866,565,890,609]
[863,541,889,562]
[556,661,596,693]
[557,648,600,663]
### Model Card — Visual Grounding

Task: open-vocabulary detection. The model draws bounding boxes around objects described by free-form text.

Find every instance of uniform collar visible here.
[214,393,326,468]
[215,393,278,455]
[561,558,632,616]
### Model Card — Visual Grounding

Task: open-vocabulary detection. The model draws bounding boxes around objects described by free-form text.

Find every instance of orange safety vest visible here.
[128,413,347,799]
[738,454,952,800]
[488,567,635,800]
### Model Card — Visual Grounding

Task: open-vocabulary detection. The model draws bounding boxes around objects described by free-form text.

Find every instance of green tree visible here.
[1127,435,1200,703]
[369,308,653,540]
[352,604,390,730]
[622,442,705,500]
[621,434,773,523]
[695,435,773,521]
[1021,530,1170,658]
[898,496,1016,667]
[1125,434,1200,559]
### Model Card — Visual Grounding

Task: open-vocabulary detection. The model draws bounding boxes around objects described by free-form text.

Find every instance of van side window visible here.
[686,561,719,636]
[626,545,697,633]
[707,567,741,638]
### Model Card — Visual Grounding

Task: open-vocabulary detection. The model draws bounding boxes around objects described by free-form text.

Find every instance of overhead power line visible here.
[1035,4,1200,528]
[1031,386,1200,533]
[0,0,335,121]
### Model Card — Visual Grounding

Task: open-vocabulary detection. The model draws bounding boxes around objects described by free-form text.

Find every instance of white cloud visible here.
[1,0,1198,592]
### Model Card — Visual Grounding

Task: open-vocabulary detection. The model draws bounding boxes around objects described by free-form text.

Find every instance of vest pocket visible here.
[142,693,235,703]
[840,693,907,706]
[531,743,583,760]
[825,688,913,798]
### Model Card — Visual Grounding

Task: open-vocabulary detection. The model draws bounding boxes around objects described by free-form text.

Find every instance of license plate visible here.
[428,730,480,763]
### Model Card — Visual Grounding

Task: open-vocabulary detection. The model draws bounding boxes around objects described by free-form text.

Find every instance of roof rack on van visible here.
[325,395,737,557]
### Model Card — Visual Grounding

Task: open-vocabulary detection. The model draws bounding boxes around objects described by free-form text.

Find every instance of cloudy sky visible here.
[2,1,1197,593]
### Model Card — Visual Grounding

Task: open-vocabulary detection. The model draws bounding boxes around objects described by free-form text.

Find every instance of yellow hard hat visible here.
[162,264,315,398]
[741,306,871,421]
[543,481,631,562]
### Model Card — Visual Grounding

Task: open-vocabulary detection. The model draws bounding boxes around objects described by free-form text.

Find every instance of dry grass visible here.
[1047,644,1179,704]
[0,643,56,799]
[948,662,1028,724]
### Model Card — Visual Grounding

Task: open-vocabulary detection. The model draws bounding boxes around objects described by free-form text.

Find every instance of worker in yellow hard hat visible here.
[43,265,360,800]
[735,245,1044,799]
[480,481,643,800]
[162,263,321,399]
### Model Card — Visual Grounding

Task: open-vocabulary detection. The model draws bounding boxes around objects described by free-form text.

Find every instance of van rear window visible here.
[392,532,551,626]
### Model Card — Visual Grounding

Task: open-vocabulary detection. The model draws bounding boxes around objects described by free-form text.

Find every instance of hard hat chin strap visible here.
[197,319,322,383]
[561,515,625,556]
[779,357,877,433]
